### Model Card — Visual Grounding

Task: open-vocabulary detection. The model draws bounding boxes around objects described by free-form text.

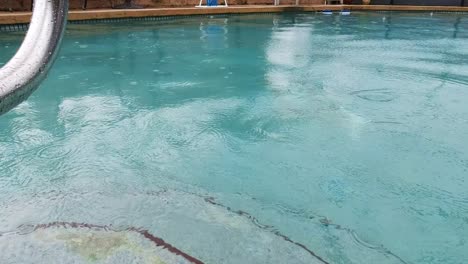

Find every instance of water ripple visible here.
[350,89,398,102]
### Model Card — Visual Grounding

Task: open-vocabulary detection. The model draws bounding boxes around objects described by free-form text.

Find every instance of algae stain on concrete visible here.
[53,230,167,264]
[56,232,128,261]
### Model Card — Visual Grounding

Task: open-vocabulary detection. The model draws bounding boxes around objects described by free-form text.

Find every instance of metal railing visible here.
[0,0,68,115]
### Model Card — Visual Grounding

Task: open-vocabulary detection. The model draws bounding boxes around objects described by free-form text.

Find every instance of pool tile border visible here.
[0,13,280,32]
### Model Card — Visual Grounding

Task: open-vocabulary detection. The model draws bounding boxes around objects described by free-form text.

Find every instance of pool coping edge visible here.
[1,4,468,27]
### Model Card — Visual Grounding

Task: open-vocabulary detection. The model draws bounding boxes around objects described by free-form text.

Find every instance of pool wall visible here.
[1,4,468,31]
[0,4,468,26]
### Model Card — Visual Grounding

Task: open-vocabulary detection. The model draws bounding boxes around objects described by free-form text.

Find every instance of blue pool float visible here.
[322,10,333,15]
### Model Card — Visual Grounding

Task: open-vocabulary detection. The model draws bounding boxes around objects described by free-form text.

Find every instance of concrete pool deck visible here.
[1,5,468,25]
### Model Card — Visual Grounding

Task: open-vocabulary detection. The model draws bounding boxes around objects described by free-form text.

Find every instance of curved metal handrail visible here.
[0,0,68,115]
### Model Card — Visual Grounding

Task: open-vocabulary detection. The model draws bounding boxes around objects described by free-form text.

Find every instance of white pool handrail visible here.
[0,0,68,115]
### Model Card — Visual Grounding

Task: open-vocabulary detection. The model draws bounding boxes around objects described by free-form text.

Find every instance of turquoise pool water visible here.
[1,12,468,264]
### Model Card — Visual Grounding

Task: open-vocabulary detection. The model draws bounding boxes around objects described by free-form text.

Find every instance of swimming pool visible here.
[1,11,467,264]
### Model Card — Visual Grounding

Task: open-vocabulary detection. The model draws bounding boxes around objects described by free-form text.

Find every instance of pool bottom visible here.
[1,223,200,264]
[0,188,327,264]
[0,187,407,264]
[4,227,317,264]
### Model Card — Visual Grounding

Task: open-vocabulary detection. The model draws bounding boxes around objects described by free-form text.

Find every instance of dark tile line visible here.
[204,196,331,264]
[201,194,408,264]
